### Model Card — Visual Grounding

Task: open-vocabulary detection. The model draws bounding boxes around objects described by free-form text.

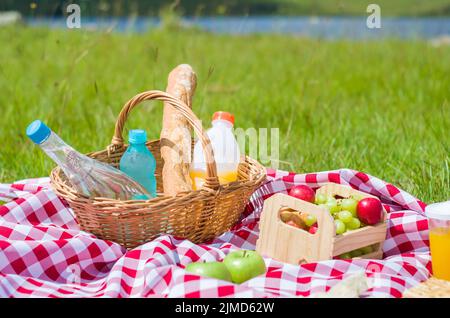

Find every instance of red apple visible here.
[308,224,318,234]
[288,185,315,203]
[356,198,382,225]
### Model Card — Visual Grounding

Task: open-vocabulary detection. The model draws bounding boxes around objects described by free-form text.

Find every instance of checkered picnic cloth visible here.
[0,168,430,298]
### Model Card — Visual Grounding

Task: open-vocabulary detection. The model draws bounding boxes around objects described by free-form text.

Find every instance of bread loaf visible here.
[160,64,197,196]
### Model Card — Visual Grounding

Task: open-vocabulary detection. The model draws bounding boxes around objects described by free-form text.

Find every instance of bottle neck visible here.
[40,131,75,164]
[38,131,90,194]
[128,142,147,150]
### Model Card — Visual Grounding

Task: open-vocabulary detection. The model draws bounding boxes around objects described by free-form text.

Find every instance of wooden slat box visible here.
[256,184,388,264]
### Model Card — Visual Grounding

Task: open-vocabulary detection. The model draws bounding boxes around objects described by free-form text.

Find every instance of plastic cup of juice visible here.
[426,201,450,281]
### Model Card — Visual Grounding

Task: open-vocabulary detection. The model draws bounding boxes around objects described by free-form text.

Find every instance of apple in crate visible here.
[357,198,383,225]
[185,261,232,282]
[309,223,318,234]
[288,185,315,203]
[223,250,266,284]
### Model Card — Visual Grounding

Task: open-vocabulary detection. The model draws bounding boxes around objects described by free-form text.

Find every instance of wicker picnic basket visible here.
[50,90,266,249]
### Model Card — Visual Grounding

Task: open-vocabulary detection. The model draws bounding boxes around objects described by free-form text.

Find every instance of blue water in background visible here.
[26,16,450,39]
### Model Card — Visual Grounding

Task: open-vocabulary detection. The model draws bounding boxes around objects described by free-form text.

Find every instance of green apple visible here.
[185,261,232,282]
[223,250,266,284]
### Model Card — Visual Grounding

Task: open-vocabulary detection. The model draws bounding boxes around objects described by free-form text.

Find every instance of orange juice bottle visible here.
[190,111,240,190]
[426,201,450,281]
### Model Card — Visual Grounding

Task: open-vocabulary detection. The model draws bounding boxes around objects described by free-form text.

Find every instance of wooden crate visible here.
[256,183,388,264]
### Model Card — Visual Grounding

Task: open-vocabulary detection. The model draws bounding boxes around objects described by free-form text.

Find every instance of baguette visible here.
[160,64,197,196]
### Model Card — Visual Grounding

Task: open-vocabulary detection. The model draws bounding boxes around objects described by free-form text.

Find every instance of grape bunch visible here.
[315,194,364,235]
[282,185,384,260]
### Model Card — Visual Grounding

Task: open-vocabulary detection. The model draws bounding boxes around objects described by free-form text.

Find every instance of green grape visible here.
[350,249,363,258]
[331,206,341,214]
[315,193,327,205]
[340,198,358,217]
[334,219,346,235]
[304,214,317,227]
[338,210,353,223]
[360,246,373,255]
[339,252,352,259]
[326,197,340,214]
[346,217,361,230]
[352,195,365,201]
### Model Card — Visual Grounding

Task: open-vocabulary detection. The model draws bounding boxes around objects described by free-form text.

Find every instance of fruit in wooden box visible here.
[357,198,383,225]
[288,185,315,203]
[256,184,388,264]
[279,207,307,230]
[282,184,385,235]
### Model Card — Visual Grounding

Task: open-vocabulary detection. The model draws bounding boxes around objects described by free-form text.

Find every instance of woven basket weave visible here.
[50,90,266,249]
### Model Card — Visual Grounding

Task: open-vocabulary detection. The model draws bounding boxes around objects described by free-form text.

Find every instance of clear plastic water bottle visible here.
[120,129,157,197]
[26,120,150,200]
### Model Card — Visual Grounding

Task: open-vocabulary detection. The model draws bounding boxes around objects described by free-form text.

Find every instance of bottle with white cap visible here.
[190,111,241,190]
[425,201,450,281]
[26,120,150,200]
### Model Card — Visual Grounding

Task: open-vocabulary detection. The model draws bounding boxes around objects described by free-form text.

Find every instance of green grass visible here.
[0,26,448,203]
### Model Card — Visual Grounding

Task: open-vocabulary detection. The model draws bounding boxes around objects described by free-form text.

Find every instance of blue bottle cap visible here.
[129,129,147,144]
[26,120,51,144]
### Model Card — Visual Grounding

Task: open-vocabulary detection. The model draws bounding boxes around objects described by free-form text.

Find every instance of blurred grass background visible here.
[0,24,448,203]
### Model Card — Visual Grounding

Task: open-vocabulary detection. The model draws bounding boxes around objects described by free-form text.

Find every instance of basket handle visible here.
[109,90,220,190]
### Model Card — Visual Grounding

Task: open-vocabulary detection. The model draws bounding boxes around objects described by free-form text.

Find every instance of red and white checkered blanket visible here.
[0,168,430,298]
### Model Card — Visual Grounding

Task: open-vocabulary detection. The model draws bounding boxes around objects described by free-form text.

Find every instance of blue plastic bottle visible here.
[120,129,157,198]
